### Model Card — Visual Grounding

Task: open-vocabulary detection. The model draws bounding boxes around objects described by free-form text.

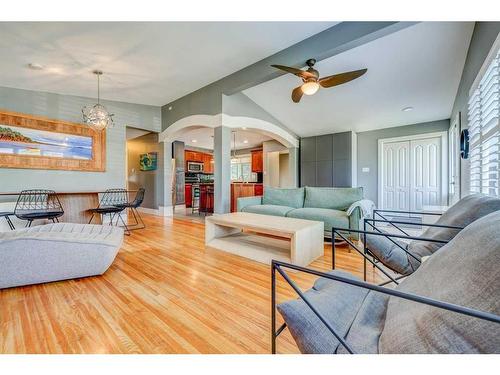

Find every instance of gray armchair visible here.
[273,209,500,354]
[363,194,500,276]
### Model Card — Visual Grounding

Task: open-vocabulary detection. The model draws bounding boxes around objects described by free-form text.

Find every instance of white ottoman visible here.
[0,223,123,289]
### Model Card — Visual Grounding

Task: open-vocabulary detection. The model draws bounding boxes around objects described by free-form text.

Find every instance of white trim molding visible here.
[137,205,174,217]
[377,131,448,211]
[159,113,298,148]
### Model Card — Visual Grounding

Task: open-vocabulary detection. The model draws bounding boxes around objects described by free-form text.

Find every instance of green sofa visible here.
[237,186,363,239]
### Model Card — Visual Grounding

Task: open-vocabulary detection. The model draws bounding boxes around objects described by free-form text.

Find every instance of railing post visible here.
[271,261,277,354]
[332,229,336,270]
[363,219,367,281]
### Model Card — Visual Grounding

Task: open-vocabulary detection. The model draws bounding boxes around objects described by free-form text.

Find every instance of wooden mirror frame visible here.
[0,110,106,172]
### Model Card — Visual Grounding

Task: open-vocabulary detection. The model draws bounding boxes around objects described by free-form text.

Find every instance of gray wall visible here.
[450,22,500,197]
[0,86,161,196]
[126,132,163,209]
[300,131,354,188]
[356,119,450,204]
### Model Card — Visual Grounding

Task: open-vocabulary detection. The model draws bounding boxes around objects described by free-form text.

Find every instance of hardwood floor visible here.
[0,214,385,354]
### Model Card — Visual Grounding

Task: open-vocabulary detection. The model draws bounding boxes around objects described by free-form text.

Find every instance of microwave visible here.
[187,161,204,172]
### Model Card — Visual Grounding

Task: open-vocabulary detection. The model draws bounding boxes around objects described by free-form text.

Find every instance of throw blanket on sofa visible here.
[347,199,375,219]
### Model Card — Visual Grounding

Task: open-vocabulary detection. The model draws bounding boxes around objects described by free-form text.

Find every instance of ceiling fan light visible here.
[301,81,320,96]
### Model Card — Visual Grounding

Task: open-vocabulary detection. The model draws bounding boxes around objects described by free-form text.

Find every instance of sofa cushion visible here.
[262,186,304,208]
[286,207,349,232]
[379,210,500,353]
[241,204,294,217]
[365,234,415,275]
[336,290,390,354]
[278,270,376,354]
[406,194,500,267]
[304,187,363,210]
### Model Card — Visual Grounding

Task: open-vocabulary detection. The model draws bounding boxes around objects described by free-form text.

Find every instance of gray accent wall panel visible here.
[315,135,333,161]
[300,161,316,187]
[316,161,333,187]
[299,132,353,188]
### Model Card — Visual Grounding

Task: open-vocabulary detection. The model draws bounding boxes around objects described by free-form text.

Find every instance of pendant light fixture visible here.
[82,70,114,131]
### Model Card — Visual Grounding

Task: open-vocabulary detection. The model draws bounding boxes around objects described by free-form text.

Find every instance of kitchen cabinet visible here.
[202,153,214,173]
[185,151,199,163]
[185,150,213,173]
[254,184,263,196]
[251,150,263,173]
[185,184,192,208]
[230,183,263,212]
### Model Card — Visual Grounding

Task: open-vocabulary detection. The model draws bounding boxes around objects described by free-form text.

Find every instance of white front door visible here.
[382,140,410,211]
[380,133,446,212]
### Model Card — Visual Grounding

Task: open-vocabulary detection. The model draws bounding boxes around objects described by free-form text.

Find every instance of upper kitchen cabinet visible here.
[202,153,214,173]
[185,150,202,162]
[251,149,263,173]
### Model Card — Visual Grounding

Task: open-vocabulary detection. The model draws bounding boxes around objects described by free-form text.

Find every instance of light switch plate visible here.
[362,167,370,173]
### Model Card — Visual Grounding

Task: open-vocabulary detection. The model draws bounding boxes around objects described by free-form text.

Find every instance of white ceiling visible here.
[244,22,474,137]
[176,127,271,150]
[0,22,334,106]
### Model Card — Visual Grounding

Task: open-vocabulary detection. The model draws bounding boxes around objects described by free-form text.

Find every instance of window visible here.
[230,156,255,182]
[468,50,500,197]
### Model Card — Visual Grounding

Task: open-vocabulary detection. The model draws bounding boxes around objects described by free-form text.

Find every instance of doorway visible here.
[378,132,448,212]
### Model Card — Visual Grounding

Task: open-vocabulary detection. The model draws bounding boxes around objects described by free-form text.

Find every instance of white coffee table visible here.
[205,212,324,266]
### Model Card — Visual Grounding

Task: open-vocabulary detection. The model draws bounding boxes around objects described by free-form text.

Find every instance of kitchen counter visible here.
[230,183,263,212]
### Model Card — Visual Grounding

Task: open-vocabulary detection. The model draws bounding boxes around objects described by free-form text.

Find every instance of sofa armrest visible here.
[347,206,361,240]
[237,196,262,212]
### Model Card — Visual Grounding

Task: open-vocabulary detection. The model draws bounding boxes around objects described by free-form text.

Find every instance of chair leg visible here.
[88,213,95,224]
[129,207,145,230]
[117,213,131,236]
[27,220,32,227]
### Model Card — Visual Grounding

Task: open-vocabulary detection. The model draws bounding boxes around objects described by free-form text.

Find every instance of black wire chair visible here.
[14,189,64,227]
[88,189,130,235]
[0,211,15,230]
[115,188,146,230]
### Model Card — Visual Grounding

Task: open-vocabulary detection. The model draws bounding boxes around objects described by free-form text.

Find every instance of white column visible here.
[161,141,174,216]
[214,126,231,214]
[288,147,299,188]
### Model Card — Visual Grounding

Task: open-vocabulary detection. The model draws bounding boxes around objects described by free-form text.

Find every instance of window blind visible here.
[468,51,500,197]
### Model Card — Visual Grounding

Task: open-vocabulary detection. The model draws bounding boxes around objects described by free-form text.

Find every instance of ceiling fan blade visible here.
[271,64,315,79]
[291,86,303,103]
[318,68,367,88]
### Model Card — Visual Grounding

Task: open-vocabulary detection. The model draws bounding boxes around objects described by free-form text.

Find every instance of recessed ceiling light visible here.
[191,139,197,143]
[242,127,247,130]
[402,106,414,112]
[243,140,248,144]
[28,63,44,70]
[168,106,173,111]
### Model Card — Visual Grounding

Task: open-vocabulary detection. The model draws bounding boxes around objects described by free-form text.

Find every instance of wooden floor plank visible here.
[0,214,385,353]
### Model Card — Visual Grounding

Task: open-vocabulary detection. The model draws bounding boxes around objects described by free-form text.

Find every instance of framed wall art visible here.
[0,110,105,171]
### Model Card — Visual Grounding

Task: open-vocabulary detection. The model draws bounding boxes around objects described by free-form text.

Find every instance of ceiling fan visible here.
[271,59,367,103]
